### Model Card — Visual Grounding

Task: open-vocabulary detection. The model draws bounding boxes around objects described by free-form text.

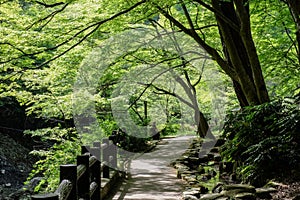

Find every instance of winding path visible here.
[110,135,195,200]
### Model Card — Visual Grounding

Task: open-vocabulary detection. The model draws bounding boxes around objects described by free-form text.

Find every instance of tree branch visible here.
[35,1,65,7]
[1,0,147,76]
[283,22,299,56]
[27,3,69,30]
[0,42,29,56]
[193,0,239,32]
[192,58,206,87]
[156,4,236,80]
[180,0,196,32]
[144,82,196,109]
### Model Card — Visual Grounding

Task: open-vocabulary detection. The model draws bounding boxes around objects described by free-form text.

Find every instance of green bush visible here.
[110,129,152,152]
[220,98,300,186]
[25,127,81,192]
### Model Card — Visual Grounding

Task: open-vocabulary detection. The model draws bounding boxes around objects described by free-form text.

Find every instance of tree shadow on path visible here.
[107,135,195,200]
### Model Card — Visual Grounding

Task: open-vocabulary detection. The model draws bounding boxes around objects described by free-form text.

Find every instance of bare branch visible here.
[142,82,195,109]
[130,106,145,123]
[27,3,69,30]
[35,1,65,8]
[155,4,236,80]
[283,22,299,56]
[127,63,182,110]
[192,58,206,87]
[0,42,29,56]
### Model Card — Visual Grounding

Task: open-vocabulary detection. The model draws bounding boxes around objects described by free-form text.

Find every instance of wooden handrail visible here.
[31,137,125,200]
[89,182,98,196]
[56,180,72,200]
[77,164,87,180]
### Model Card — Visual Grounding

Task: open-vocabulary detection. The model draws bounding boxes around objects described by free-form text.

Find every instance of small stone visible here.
[200,193,224,200]
[189,157,200,164]
[234,192,256,200]
[184,151,197,158]
[1,169,5,174]
[185,175,197,182]
[209,169,217,177]
[183,194,198,200]
[183,188,202,198]
[212,182,224,193]
[183,161,190,165]
[214,155,222,162]
[210,147,219,153]
[198,155,209,163]
[207,153,215,160]
[177,165,190,178]
[229,173,237,181]
[188,181,198,186]
[256,187,277,199]
[221,184,256,196]
[223,184,255,192]
[265,181,286,188]
[5,183,12,188]
[197,174,212,181]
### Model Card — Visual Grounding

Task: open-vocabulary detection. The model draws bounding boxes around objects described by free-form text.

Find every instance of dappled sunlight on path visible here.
[111,135,195,200]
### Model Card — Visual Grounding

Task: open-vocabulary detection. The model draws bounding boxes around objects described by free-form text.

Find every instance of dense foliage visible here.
[0,0,299,193]
[221,96,300,186]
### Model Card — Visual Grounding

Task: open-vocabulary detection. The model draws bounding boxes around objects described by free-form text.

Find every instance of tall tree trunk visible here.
[233,80,249,107]
[193,103,209,137]
[286,0,300,64]
[211,0,270,106]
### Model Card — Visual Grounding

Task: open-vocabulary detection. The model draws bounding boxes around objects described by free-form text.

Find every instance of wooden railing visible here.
[31,137,127,200]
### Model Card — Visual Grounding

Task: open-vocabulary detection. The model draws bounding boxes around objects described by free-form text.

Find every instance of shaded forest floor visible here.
[270,181,300,200]
[0,131,36,199]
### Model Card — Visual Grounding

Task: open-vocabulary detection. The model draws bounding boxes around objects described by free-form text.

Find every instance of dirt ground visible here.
[0,132,35,199]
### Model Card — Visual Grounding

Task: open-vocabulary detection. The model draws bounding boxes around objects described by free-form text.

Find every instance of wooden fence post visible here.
[110,142,118,169]
[93,142,102,162]
[89,145,101,200]
[108,135,118,169]
[102,138,110,178]
[81,145,90,154]
[90,159,101,200]
[60,164,77,200]
[90,147,100,161]
[77,155,90,200]
[31,138,122,200]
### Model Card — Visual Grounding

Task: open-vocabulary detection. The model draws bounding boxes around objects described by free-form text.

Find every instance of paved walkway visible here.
[110,135,195,200]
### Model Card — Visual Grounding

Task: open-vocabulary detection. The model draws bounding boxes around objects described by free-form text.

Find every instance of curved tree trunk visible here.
[212,0,270,106]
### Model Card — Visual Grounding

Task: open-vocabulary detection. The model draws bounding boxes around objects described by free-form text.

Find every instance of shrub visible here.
[220,98,300,186]
[25,127,81,192]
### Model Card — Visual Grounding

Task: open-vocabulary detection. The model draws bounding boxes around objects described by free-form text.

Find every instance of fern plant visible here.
[220,98,300,186]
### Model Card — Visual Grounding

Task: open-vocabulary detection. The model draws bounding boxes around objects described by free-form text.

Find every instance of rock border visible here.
[171,138,277,200]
